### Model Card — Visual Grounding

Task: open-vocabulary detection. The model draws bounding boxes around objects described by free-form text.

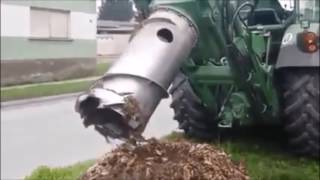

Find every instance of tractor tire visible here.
[280,68,319,158]
[169,72,217,139]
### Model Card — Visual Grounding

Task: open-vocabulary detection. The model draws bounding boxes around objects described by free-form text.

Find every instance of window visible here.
[299,0,319,22]
[30,8,70,39]
[278,0,294,11]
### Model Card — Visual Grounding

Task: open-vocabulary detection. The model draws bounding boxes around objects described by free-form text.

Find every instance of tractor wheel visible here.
[169,72,217,139]
[280,68,319,158]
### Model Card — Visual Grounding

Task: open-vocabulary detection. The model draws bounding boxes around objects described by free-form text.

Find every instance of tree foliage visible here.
[98,0,134,21]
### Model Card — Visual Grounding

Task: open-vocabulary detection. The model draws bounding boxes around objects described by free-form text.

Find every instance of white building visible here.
[1,0,97,86]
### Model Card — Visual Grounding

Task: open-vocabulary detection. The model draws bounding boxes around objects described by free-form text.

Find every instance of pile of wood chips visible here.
[81,139,249,180]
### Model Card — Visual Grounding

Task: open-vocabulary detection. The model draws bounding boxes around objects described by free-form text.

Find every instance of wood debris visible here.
[81,138,249,180]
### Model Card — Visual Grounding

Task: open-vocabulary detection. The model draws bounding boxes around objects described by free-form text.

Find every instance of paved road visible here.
[1,94,178,179]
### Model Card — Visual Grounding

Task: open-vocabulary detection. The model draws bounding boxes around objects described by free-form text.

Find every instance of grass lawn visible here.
[25,160,95,180]
[26,130,319,180]
[1,80,93,102]
[93,62,111,76]
[1,63,110,102]
[165,131,320,180]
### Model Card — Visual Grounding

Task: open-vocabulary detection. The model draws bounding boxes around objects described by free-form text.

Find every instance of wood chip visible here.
[81,139,249,180]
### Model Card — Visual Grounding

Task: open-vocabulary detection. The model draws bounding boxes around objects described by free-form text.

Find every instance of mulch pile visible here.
[81,139,249,180]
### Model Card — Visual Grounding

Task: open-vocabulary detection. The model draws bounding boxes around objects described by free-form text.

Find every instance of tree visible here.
[98,0,134,21]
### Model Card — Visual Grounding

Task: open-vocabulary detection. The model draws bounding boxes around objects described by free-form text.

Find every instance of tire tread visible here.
[281,68,319,158]
[169,72,216,139]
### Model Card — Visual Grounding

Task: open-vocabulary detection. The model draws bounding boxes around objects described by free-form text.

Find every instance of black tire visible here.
[169,72,217,139]
[280,68,319,158]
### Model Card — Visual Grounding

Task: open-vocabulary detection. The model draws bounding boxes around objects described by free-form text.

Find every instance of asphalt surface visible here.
[1,94,178,179]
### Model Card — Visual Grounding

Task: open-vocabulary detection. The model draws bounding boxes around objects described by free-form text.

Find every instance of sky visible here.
[96,0,137,18]
[96,0,102,13]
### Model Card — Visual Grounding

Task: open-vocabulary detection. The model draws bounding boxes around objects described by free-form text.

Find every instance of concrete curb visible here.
[1,93,81,109]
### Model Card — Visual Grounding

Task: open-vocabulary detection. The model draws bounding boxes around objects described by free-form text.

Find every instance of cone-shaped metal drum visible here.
[75,8,198,141]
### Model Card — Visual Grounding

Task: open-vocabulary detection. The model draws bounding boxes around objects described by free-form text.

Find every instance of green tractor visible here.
[76,0,319,157]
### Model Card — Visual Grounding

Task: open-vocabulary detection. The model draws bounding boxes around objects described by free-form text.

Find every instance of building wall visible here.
[1,0,96,14]
[1,0,97,86]
[97,34,130,57]
[96,20,137,61]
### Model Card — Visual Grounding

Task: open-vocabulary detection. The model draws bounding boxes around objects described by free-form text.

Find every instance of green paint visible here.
[2,0,96,14]
[251,33,266,60]
[1,37,96,60]
[191,65,233,85]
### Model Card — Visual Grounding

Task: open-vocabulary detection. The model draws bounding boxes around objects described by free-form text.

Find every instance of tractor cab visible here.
[297,0,320,23]
[245,0,295,29]
[247,0,319,29]
[248,0,293,26]
[237,0,319,64]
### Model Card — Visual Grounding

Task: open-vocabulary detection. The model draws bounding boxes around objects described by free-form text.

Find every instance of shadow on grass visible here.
[217,125,289,154]
[165,126,320,180]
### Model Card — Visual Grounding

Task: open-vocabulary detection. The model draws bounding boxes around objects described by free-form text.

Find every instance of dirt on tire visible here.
[81,139,249,180]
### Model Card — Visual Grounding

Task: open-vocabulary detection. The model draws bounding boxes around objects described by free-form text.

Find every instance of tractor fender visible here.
[276,23,319,69]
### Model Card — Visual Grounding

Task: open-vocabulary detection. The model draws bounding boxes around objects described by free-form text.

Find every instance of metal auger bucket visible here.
[75,8,198,141]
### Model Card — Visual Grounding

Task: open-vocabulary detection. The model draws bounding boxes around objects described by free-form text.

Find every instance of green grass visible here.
[1,63,111,102]
[27,130,319,180]
[1,80,93,101]
[25,160,94,180]
[165,131,320,180]
[94,62,112,76]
